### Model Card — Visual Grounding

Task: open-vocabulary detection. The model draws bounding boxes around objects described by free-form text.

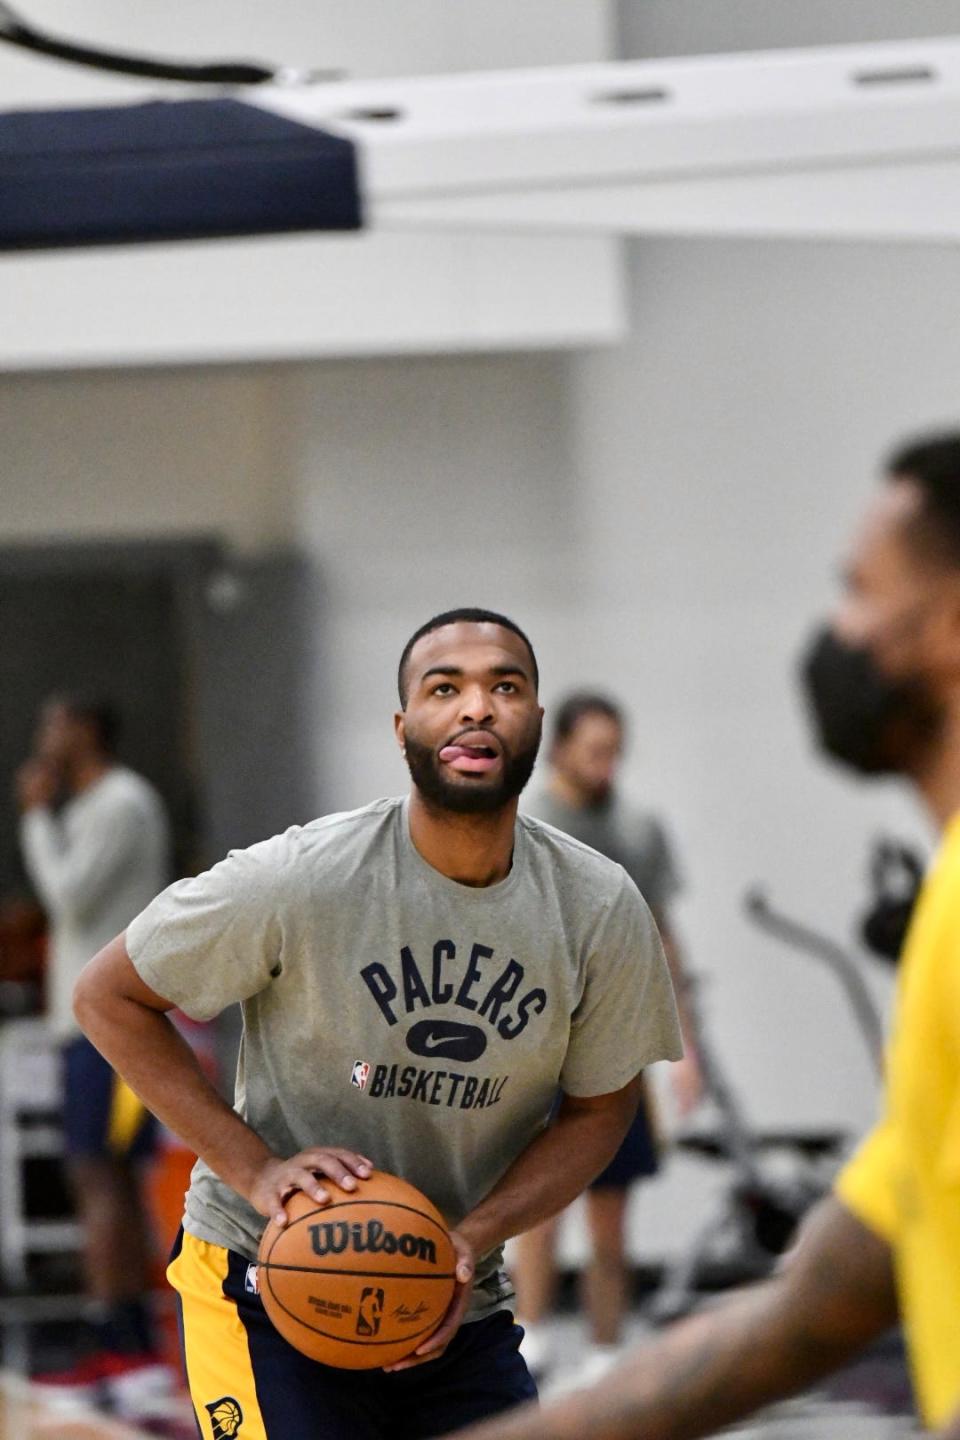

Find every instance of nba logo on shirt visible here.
[351,1060,371,1091]
[244,1263,259,1296]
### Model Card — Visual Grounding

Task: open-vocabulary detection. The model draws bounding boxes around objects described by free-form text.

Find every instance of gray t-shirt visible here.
[126,796,681,1319]
[527,791,681,917]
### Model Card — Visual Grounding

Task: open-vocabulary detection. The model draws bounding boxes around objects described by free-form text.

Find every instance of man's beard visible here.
[404,721,542,815]
[800,626,943,777]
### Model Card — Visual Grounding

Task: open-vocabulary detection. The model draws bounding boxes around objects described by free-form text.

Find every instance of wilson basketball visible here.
[257,1169,457,1369]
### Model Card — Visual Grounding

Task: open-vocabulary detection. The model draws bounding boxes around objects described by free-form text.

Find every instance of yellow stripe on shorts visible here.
[107,1075,147,1154]
[167,1232,268,1440]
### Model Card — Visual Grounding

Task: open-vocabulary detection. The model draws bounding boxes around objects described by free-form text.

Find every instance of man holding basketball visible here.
[74,608,682,1438]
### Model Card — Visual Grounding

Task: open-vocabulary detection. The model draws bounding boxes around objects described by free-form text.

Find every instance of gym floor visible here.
[0,1372,148,1439]
[0,1371,196,1440]
[0,1319,921,1439]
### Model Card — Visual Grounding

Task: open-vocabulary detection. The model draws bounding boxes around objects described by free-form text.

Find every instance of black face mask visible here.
[800,626,941,776]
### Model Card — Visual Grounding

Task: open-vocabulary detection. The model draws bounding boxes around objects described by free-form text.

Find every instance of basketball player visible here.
[514,693,702,1383]
[442,434,960,1440]
[16,695,171,1405]
[73,609,683,1439]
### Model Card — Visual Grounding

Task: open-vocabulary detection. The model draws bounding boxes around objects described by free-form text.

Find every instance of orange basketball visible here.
[257,1169,457,1369]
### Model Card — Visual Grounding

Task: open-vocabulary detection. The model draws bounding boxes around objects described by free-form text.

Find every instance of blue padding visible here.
[0,97,362,249]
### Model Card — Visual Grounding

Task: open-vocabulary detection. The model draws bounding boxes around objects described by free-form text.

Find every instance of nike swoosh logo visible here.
[406,1019,488,1062]
[420,1031,456,1052]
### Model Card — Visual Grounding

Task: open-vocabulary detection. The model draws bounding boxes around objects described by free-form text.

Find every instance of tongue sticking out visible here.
[439,744,499,773]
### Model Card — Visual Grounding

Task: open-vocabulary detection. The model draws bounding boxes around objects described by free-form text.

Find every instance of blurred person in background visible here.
[444,431,960,1440]
[514,693,703,1386]
[16,693,171,1407]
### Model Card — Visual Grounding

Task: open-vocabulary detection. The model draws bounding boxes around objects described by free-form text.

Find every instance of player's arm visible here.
[387,1074,644,1373]
[448,1196,898,1440]
[74,933,371,1221]
[461,1073,646,1257]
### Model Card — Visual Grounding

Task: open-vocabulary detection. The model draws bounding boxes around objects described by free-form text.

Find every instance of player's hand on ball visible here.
[382,1229,474,1372]
[250,1147,374,1225]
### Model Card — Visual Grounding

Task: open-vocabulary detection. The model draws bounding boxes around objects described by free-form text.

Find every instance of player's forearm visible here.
[454,1281,835,1440]
[453,1197,897,1440]
[457,1085,639,1258]
[73,976,272,1202]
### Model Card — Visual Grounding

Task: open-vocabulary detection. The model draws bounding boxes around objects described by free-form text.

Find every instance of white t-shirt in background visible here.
[20,766,170,1039]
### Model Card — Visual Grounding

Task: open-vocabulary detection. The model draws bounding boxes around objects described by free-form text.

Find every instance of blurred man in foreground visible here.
[17,695,171,1407]
[446,431,960,1440]
[515,693,702,1384]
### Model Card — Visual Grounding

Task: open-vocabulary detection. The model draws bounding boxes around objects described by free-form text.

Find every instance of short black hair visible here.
[57,693,121,755]
[551,691,624,746]
[886,430,960,566]
[397,608,539,708]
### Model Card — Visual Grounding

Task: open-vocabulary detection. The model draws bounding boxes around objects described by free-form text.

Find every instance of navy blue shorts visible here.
[590,1088,659,1189]
[61,1034,157,1161]
[169,1229,537,1439]
[548,1082,659,1191]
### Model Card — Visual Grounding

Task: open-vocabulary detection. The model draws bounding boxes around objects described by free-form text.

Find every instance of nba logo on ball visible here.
[351,1059,371,1090]
[357,1286,385,1336]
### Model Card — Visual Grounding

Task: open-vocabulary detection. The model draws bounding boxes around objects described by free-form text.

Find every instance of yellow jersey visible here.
[837,812,960,1428]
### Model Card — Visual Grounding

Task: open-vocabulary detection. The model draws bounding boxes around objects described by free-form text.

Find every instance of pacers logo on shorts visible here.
[356,1286,385,1336]
[205,1396,243,1438]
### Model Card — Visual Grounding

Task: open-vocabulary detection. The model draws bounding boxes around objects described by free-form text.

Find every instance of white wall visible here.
[620,0,960,59]
[273,353,585,805]
[0,367,291,550]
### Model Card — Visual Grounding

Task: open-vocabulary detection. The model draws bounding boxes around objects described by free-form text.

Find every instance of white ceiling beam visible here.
[253,35,960,241]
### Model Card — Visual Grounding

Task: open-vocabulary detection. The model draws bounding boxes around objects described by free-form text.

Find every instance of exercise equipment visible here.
[649,886,887,1323]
